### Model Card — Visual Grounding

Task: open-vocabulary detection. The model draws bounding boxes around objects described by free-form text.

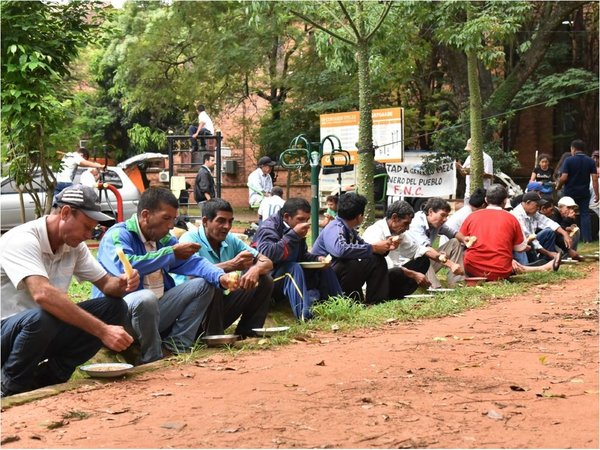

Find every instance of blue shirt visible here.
[562,153,596,198]
[180,226,258,264]
[311,216,373,260]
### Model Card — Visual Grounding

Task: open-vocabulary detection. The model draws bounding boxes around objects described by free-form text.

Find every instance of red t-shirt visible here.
[460,208,525,281]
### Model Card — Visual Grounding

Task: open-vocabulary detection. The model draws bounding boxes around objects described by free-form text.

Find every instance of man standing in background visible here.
[194,153,216,205]
[456,138,494,201]
[556,139,599,242]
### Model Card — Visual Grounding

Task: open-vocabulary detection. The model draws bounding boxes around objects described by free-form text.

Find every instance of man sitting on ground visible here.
[96,188,238,365]
[179,199,273,337]
[405,198,467,288]
[511,192,571,265]
[362,200,431,299]
[312,192,394,304]
[439,188,487,246]
[248,156,276,207]
[540,197,583,260]
[253,198,341,320]
[460,184,561,281]
[258,186,285,224]
[1,185,137,397]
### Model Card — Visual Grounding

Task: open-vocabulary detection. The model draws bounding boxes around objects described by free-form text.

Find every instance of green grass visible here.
[70,240,598,375]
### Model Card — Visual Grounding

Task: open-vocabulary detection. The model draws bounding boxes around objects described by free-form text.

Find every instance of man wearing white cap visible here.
[456,138,494,201]
[1,184,139,397]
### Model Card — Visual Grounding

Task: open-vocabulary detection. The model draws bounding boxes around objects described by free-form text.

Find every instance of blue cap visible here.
[526,181,543,192]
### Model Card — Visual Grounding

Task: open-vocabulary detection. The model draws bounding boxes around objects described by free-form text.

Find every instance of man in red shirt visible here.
[460,184,561,281]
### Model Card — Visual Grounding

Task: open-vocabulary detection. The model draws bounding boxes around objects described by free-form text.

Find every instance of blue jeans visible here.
[272,263,342,320]
[188,126,212,151]
[54,181,73,198]
[1,296,127,396]
[572,193,593,242]
[124,278,215,364]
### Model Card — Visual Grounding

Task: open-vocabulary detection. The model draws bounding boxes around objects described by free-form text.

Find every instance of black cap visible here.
[522,191,542,204]
[258,156,276,167]
[54,184,114,223]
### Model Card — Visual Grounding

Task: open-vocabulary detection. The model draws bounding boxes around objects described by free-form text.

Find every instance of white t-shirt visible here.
[362,218,422,269]
[56,152,85,183]
[0,217,107,319]
[247,168,273,205]
[198,111,214,134]
[258,195,285,220]
[79,169,98,188]
[463,152,494,195]
[438,204,474,246]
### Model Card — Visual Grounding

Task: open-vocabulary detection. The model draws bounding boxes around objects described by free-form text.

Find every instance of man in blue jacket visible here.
[96,188,238,364]
[253,198,341,320]
[312,192,394,304]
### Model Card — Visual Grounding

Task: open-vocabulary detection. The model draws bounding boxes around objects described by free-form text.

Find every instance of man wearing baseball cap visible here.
[0,184,139,397]
[511,191,572,265]
[247,156,276,207]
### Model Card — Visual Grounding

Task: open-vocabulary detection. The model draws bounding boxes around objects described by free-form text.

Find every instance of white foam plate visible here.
[252,326,290,336]
[404,294,434,299]
[561,258,579,264]
[428,288,455,293]
[298,261,327,269]
[80,363,133,378]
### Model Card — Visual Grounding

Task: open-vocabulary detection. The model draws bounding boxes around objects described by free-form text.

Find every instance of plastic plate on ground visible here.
[404,294,434,299]
[561,258,579,264]
[298,261,327,269]
[251,326,291,337]
[427,288,455,293]
[80,363,134,378]
[201,335,240,347]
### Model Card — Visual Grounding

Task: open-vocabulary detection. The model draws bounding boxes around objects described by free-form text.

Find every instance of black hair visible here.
[422,197,451,214]
[77,148,90,159]
[539,198,554,209]
[468,188,487,208]
[326,194,338,204]
[485,184,508,206]
[138,187,179,214]
[280,197,310,217]
[570,139,585,152]
[202,198,233,220]
[272,186,284,197]
[537,153,551,164]
[196,104,206,112]
[385,200,414,220]
[203,152,214,163]
[337,192,367,220]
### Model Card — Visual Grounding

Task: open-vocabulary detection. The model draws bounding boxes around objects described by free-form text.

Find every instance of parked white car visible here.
[0,166,140,232]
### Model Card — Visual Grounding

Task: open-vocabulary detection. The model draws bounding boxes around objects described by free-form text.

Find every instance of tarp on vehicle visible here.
[117,153,168,169]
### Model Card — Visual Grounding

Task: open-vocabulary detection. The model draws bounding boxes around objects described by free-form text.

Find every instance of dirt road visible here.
[1,266,598,449]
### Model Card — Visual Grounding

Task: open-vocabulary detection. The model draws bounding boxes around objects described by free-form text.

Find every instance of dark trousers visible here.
[188,126,212,151]
[205,274,274,336]
[572,193,593,242]
[388,256,430,299]
[333,255,389,304]
[1,297,127,396]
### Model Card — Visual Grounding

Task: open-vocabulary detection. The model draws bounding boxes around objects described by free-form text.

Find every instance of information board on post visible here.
[385,160,456,198]
[320,107,404,166]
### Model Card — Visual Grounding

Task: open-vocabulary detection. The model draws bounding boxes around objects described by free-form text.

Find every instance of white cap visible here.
[557,197,577,208]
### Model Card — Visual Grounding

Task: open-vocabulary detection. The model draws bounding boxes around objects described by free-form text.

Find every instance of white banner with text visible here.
[386,160,456,198]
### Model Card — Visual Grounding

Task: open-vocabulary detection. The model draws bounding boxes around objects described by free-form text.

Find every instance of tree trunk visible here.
[466,5,484,195]
[356,36,376,227]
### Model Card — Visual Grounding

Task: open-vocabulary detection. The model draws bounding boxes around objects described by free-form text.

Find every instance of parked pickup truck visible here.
[0,167,140,232]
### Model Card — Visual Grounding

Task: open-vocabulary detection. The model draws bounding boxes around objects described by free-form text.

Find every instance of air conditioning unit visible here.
[223,160,237,174]
[158,171,170,183]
